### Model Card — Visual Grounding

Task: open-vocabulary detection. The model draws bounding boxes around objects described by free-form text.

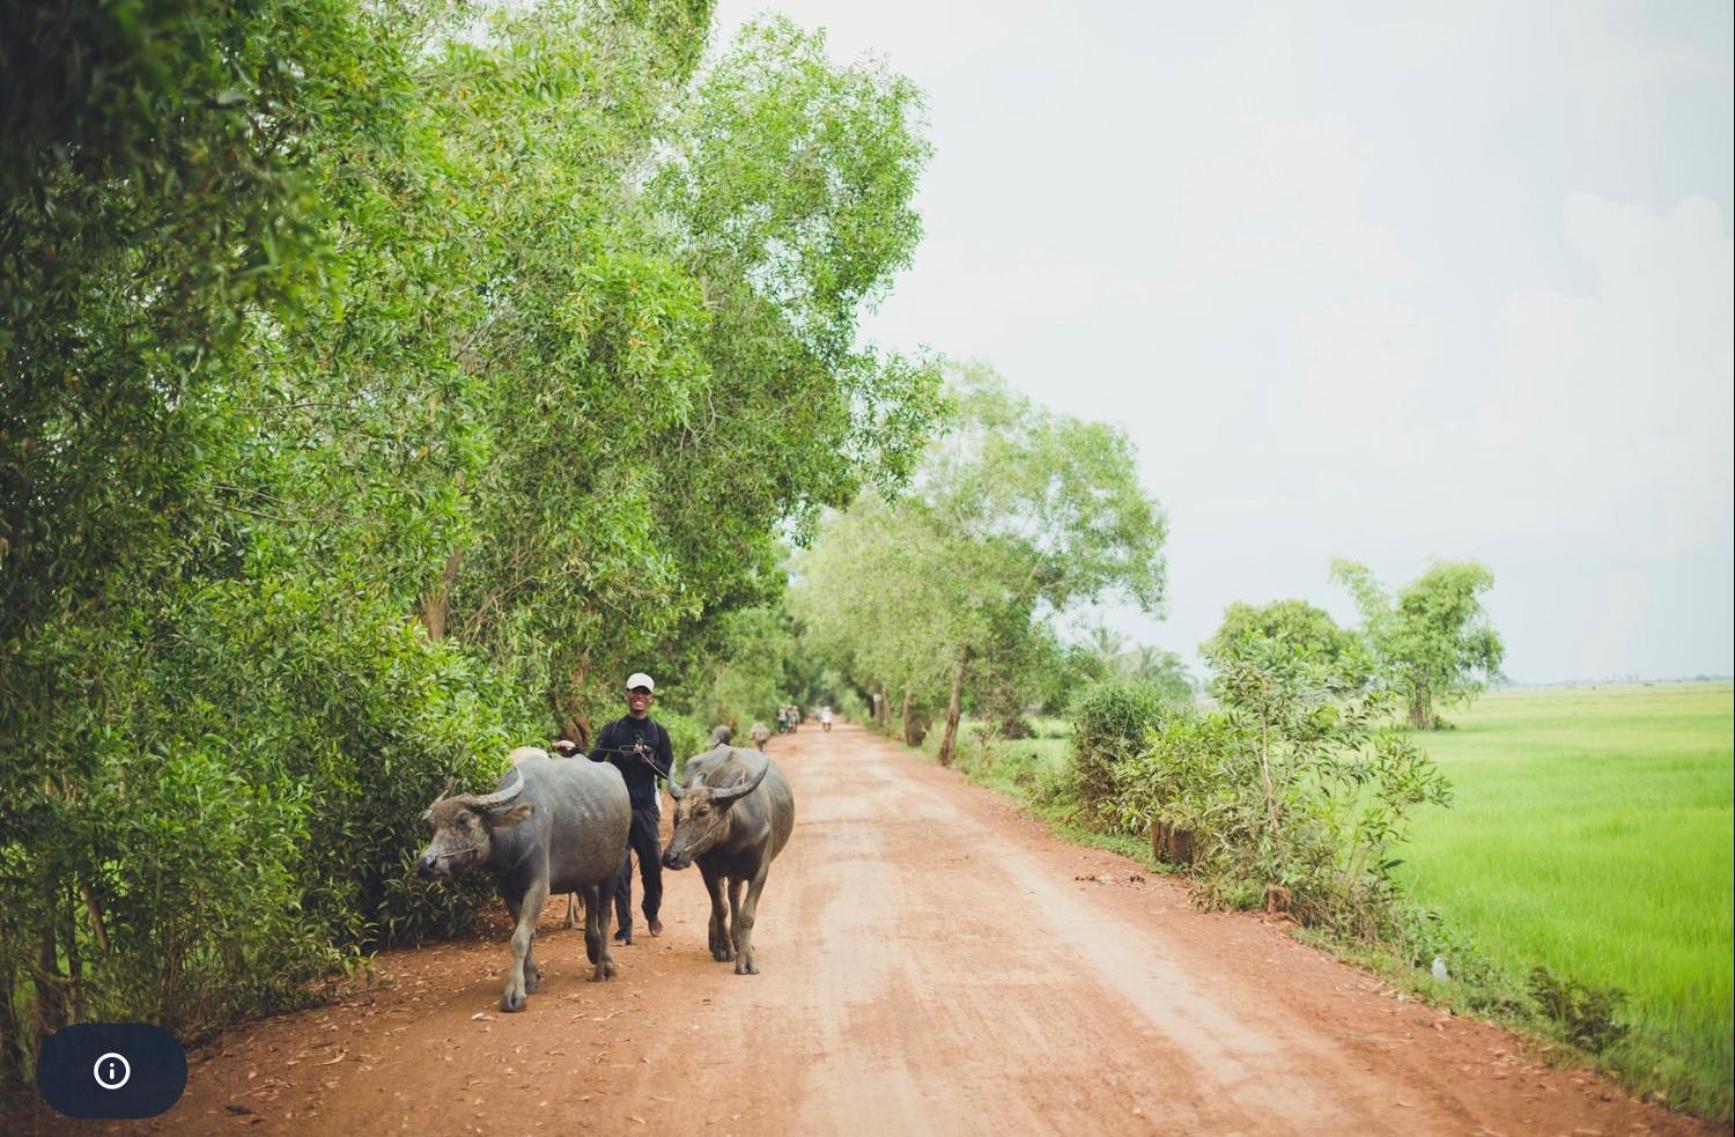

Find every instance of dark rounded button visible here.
[36,1023,187,1119]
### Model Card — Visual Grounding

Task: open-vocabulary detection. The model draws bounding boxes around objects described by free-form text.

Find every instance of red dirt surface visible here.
[20,723,1727,1136]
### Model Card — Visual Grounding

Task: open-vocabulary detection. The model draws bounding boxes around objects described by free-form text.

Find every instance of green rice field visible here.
[1396,682,1733,1117]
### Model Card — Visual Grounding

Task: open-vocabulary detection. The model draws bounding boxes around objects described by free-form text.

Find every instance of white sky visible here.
[713,0,1735,683]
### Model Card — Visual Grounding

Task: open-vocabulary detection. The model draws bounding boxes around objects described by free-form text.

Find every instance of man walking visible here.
[556,672,670,944]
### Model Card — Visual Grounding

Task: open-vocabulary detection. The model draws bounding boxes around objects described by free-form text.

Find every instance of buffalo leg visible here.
[524,907,543,995]
[700,862,732,962]
[503,877,547,1012]
[580,890,599,965]
[503,888,534,999]
[585,883,617,982]
[565,892,579,930]
[734,865,771,976]
[726,877,745,959]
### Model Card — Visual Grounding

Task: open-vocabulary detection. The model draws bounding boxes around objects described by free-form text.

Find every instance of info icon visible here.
[36,1023,187,1120]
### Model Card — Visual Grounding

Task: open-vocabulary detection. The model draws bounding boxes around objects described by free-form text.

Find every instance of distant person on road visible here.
[819,705,833,732]
[555,671,671,945]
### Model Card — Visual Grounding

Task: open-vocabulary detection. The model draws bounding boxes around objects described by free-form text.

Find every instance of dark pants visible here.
[613,805,662,932]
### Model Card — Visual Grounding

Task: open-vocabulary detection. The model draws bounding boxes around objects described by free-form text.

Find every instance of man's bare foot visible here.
[648,918,663,938]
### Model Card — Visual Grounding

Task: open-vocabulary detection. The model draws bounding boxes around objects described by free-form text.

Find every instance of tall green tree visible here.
[793,492,965,742]
[0,0,944,1085]
[1331,560,1505,729]
[797,363,1167,762]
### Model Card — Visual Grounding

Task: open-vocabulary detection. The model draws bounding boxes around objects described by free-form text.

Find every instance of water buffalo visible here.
[708,724,733,747]
[511,746,584,929]
[662,747,794,975]
[417,749,630,1010]
[748,722,771,750]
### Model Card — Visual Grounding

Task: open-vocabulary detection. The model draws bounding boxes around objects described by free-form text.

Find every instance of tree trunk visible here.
[547,655,593,746]
[1408,679,1432,730]
[937,652,968,767]
[79,881,109,954]
[900,686,915,744]
[417,548,464,640]
[34,922,63,1035]
[0,923,25,1090]
[60,890,81,1020]
[874,684,890,731]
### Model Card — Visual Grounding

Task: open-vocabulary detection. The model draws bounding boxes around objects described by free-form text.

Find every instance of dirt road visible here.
[33,723,1720,1135]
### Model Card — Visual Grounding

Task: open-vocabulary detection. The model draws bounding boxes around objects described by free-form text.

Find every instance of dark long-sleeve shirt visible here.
[589,716,672,810]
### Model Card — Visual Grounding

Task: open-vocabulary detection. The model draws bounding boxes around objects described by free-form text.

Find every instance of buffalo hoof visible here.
[711,946,735,962]
[501,990,528,1012]
[524,967,542,994]
[733,956,758,976]
[588,959,618,982]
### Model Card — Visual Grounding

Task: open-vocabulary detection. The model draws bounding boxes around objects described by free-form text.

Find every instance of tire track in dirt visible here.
[21,722,1722,1136]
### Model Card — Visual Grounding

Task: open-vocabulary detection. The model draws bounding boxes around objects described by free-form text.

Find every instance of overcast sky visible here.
[714,0,1734,683]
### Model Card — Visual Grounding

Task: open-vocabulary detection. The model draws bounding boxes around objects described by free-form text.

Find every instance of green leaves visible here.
[1,0,945,1081]
[1108,644,1454,940]
[1330,558,1506,728]
[653,15,930,362]
[795,363,1168,748]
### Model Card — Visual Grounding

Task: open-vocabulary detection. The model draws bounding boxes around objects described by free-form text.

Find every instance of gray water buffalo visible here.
[662,747,794,975]
[748,722,771,750]
[417,748,630,1010]
[708,724,733,747]
[510,746,585,929]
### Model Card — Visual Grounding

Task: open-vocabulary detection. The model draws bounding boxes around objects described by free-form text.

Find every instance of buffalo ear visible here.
[489,801,534,829]
[420,808,433,825]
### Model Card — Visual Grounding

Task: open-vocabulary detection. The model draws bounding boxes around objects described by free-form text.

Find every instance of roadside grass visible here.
[916,718,1164,866]
[1396,682,1733,1119]
[904,684,1733,1121]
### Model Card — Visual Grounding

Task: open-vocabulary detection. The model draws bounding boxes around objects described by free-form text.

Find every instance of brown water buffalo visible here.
[661,747,793,975]
[417,749,630,1010]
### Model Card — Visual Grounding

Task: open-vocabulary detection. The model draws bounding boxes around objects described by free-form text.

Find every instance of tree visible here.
[792,492,966,744]
[1079,625,1195,707]
[1122,645,1197,705]
[1331,560,1505,729]
[796,362,1167,762]
[0,0,946,1083]
[1201,599,1371,697]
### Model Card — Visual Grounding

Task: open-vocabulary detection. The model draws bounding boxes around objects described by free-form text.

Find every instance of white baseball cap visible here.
[625,672,655,692]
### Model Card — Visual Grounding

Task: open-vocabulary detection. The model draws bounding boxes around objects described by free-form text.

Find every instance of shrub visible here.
[1106,641,1451,941]
[0,577,515,1086]
[660,712,710,773]
[1070,678,1172,827]
[1528,966,1632,1054]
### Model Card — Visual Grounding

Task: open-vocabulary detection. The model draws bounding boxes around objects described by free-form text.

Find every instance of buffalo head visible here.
[416,770,533,877]
[662,755,770,869]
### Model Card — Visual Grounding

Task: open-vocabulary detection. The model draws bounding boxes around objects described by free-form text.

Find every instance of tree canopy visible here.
[795,362,1167,760]
[1202,598,1372,698]
[0,0,941,1086]
[1331,559,1505,729]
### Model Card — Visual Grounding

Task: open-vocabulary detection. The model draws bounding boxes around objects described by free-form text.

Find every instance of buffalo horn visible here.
[667,773,687,800]
[469,768,526,811]
[710,754,770,805]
